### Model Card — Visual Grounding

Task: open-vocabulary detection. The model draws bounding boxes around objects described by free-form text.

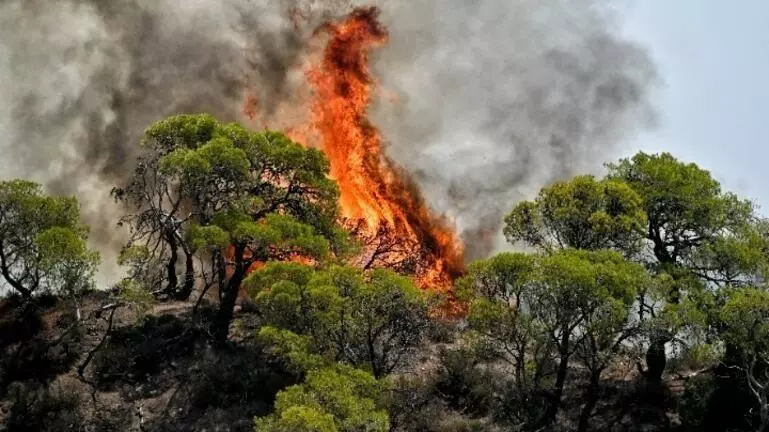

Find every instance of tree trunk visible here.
[165,232,178,295]
[578,370,602,432]
[367,333,381,379]
[646,334,668,386]
[214,282,239,342]
[173,252,194,301]
[213,247,247,342]
[545,333,571,426]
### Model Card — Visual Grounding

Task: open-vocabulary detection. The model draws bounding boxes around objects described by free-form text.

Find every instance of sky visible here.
[617,0,769,214]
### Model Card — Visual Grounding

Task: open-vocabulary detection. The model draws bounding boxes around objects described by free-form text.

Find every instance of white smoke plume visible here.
[0,0,657,282]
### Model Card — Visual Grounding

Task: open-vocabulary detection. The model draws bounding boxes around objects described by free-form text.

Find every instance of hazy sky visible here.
[618,0,769,213]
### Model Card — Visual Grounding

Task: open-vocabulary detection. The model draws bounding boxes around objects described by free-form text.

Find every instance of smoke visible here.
[0,0,311,283]
[368,0,658,260]
[0,0,656,281]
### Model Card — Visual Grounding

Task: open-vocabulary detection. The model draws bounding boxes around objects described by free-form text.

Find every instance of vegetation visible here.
[1,114,768,431]
[112,114,347,341]
[0,180,99,311]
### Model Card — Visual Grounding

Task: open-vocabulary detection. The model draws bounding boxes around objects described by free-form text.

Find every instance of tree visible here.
[571,253,648,432]
[606,152,762,283]
[505,154,768,387]
[719,288,769,432]
[114,114,348,341]
[0,180,98,316]
[112,114,220,300]
[459,249,646,429]
[254,365,389,432]
[607,152,767,385]
[247,263,431,378]
[456,252,550,427]
[504,175,647,255]
[254,324,390,432]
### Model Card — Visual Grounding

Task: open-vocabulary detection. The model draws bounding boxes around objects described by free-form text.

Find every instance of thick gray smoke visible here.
[370,0,657,260]
[0,0,312,282]
[0,0,656,282]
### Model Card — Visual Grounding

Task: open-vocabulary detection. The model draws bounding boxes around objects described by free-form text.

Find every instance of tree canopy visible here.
[459,249,647,429]
[606,151,766,284]
[248,263,431,378]
[0,180,98,304]
[114,114,349,340]
[504,175,647,254]
[5,110,769,432]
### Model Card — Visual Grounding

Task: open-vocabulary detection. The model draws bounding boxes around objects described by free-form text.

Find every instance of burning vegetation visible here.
[245,7,465,299]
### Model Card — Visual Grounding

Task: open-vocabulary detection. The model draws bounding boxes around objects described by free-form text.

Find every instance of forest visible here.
[1,114,768,432]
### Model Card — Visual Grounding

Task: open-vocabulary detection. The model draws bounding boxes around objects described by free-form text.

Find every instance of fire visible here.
[245,7,465,309]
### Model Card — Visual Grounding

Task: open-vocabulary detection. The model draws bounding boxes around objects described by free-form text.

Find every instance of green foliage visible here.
[461,248,647,428]
[144,116,343,249]
[6,124,769,431]
[5,381,84,431]
[117,279,157,321]
[0,180,98,299]
[115,113,350,338]
[249,263,431,378]
[535,249,643,323]
[463,250,645,358]
[606,152,749,238]
[720,287,769,357]
[504,175,647,253]
[678,373,719,432]
[456,252,536,303]
[606,151,763,283]
[257,326,326,373]
[188,224,230,250]
[255,365,389,432]
[257,405,338,432]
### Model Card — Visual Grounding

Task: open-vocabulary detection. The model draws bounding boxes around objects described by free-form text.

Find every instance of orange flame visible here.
[305,8,464,293]
[244,7,465,311]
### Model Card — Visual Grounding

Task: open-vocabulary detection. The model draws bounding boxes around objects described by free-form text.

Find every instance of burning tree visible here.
[246,7,466,301]
[113,114,348,341]
[116,7,471,344]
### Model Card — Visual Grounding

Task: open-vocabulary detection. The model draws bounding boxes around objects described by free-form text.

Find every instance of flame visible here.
[244,7,465,312]
[305,8,464,294]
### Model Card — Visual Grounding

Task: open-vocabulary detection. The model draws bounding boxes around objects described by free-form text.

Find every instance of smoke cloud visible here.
[369,0,658,259]
[0,0,656,281]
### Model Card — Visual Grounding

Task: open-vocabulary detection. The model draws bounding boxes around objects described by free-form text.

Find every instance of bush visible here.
[3,381,84,431]
[90,315,197,388]
[433,347,496,417]
[189,345,296,413]
[387,374,442,431]
[0,309,81,394]
[678,374,717,432]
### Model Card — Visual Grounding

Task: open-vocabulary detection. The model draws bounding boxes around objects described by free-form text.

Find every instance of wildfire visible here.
[245,7,465,308]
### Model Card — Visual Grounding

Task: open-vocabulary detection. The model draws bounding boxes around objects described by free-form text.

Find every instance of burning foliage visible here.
[246,7,465,302]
